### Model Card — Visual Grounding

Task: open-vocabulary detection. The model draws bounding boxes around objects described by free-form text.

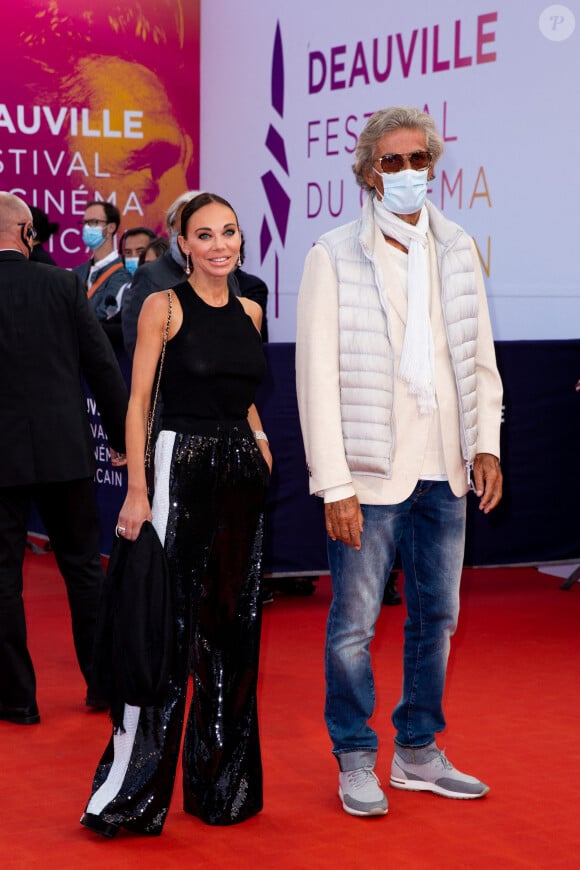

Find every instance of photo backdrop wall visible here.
[3,0,200,515]
[200,1,579,342]
[2,0,200,265]
[9,1,579,567]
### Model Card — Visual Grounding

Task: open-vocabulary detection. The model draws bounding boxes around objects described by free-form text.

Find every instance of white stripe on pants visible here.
[86,431,175,816]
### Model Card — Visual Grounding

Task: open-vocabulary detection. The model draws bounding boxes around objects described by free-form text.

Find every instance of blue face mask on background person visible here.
[82,225,105,250]
[124,256,139,276]
[169,231,185,265]
[375,168,428,215]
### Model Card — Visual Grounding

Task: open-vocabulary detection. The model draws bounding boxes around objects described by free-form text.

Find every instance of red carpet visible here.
[1,546,579,869]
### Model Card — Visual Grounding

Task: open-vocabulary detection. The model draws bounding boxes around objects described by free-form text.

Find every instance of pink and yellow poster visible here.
[2,0,200,267]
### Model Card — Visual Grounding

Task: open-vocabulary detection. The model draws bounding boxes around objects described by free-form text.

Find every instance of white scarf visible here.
[372,197,436,414]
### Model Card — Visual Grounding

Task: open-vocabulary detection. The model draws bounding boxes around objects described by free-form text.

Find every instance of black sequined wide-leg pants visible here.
[83,424,269,833]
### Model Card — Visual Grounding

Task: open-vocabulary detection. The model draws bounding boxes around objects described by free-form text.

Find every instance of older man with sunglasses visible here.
[296,106,503,817]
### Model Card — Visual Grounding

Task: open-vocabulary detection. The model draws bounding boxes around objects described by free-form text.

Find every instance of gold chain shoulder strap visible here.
[145,288,173,471]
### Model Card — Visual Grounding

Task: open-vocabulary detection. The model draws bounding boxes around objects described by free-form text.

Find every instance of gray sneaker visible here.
[390,748,490,799]
[338,767,388,816]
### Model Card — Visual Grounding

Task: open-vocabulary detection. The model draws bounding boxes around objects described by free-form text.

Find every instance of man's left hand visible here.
[472,452,502,513]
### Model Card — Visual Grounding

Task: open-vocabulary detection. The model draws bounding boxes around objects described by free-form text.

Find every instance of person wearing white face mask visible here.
[73,201,132,326]
[296,106,503,818]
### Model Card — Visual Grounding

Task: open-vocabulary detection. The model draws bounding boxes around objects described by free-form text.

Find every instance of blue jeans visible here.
[325,481,465,762]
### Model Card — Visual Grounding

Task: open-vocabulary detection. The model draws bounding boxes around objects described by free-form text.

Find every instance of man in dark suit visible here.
[236,232,269,342]
[0,192,129,725]
[122,191,269,357]
[73,200,132,322]
[121,190,200,358]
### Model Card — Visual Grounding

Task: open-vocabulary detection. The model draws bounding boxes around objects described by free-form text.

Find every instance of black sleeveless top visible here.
[160,282,267,432]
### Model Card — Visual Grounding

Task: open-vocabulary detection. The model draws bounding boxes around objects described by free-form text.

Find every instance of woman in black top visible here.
[81,193,272,836]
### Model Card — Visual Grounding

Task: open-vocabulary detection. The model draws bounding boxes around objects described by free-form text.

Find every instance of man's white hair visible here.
[165,190,202,231]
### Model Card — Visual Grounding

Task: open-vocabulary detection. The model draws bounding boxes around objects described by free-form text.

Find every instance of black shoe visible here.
[85,695,109,712]
[287,576,317,596]
[261,583,275,605]
[382,573,402,606]
[0,703,40,725]
[80,812,120,839]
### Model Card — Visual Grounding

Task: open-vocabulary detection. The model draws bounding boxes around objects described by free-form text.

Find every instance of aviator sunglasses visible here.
[375,150,432,174]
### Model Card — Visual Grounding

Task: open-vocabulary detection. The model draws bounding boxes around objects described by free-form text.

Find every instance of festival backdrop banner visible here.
[3,0,199,531]
[2,0,200,268]
[200,1,579,342]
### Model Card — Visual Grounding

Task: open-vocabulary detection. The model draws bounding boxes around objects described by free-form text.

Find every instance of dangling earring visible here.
[185,253,192,275]
[237,253,242,268]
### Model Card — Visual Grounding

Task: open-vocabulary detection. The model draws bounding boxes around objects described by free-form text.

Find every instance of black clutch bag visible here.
[88,520,174,731]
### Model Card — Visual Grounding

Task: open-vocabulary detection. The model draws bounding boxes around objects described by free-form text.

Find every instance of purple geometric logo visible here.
[260,22,291,318]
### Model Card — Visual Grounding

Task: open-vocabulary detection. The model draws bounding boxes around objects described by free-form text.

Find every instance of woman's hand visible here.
[109,447,127,467]
[247,404,272,472]
[258,440,273,473]
[116,489,152,542]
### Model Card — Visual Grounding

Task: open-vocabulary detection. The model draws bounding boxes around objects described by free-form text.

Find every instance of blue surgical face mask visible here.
[82,224,105,250]
[374,167,428,215]
[169,231,185,266]
[124,256,139,276]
